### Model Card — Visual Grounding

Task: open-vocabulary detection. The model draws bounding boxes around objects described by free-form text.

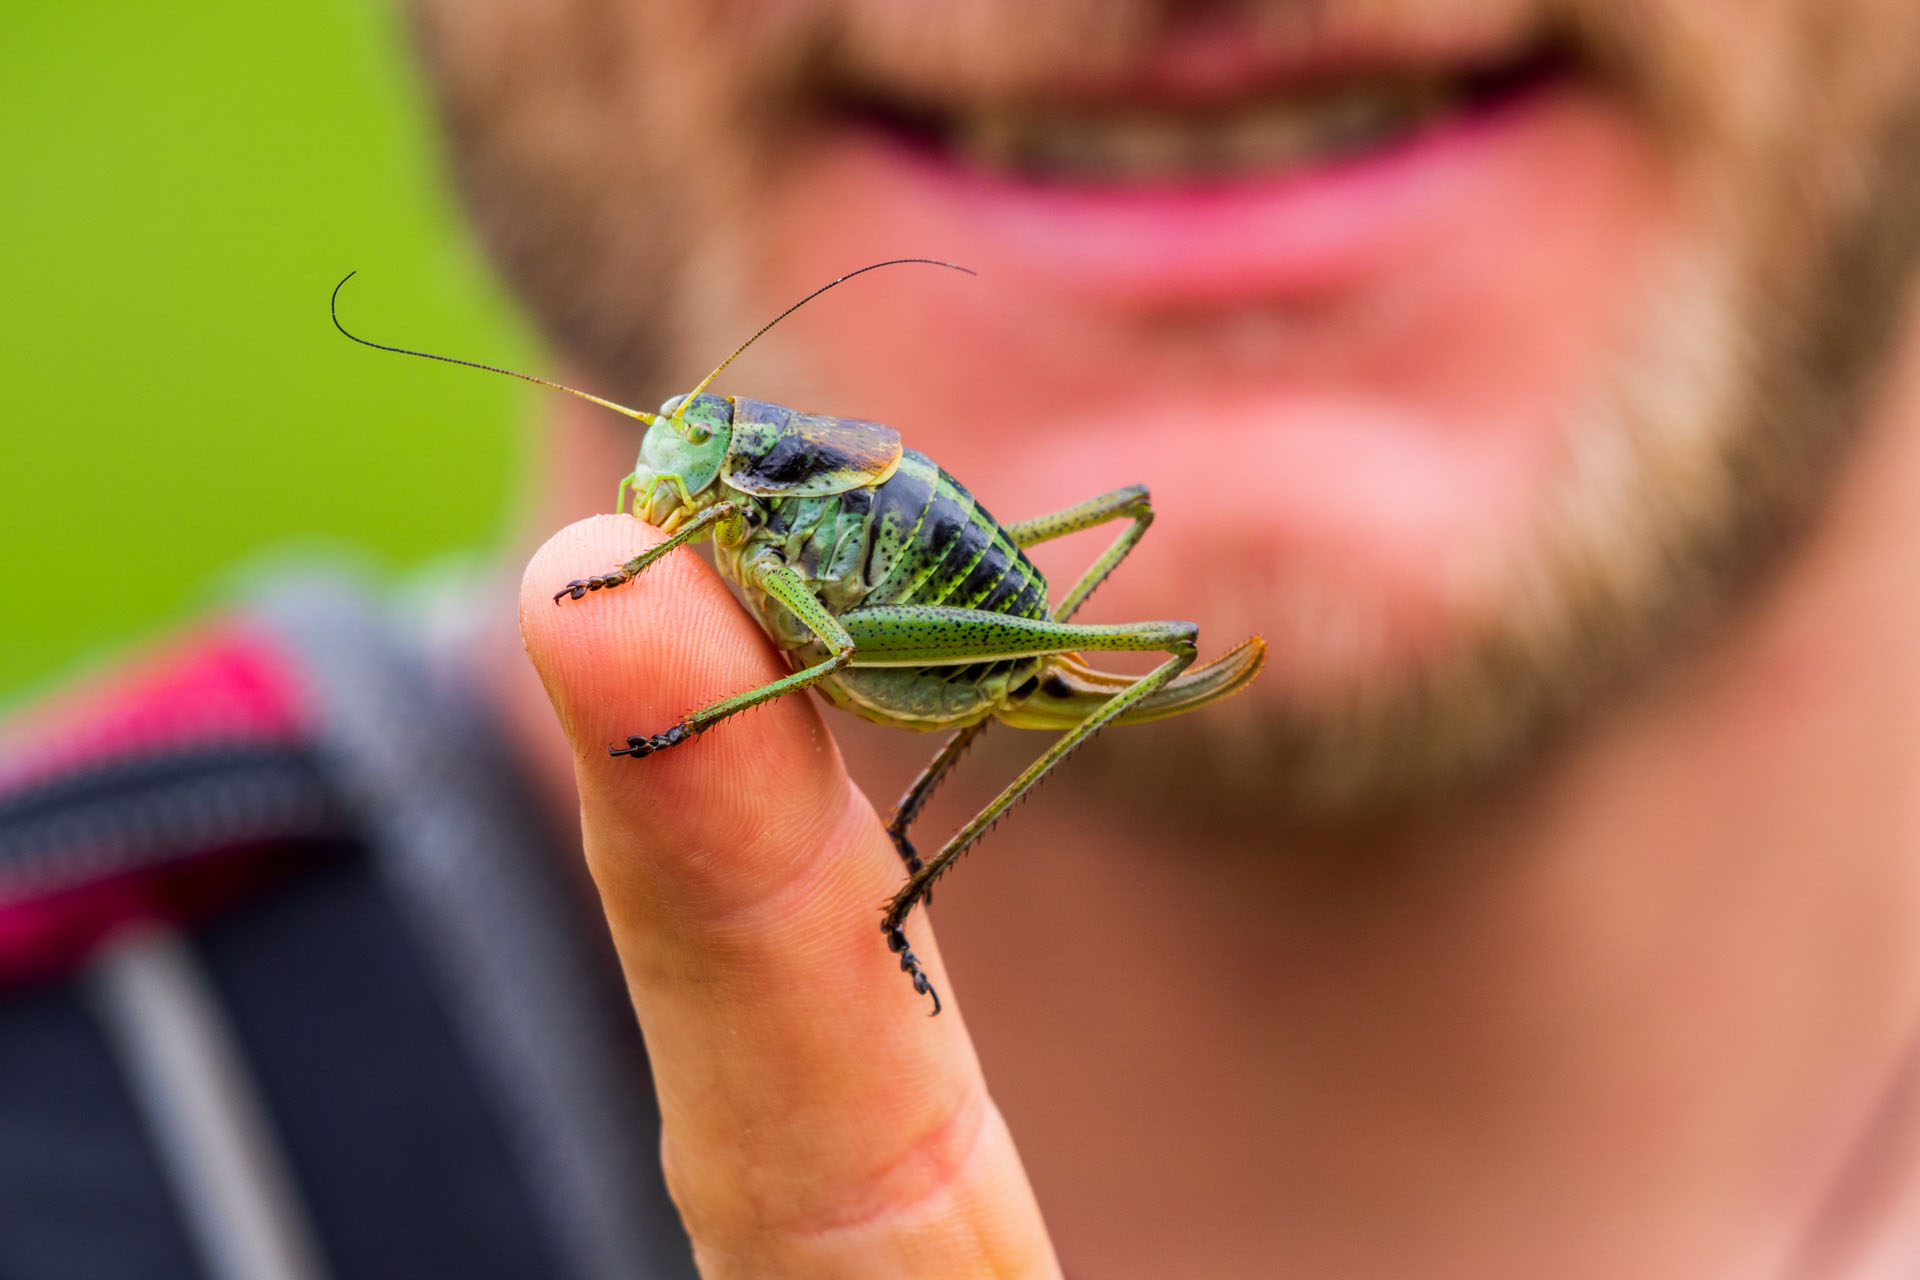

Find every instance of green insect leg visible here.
[885,721,987,877]
[842,606,1191,667]
[881,630,1193,892]
[884,487,1157,879]
[1005,484,1152,622]
[885,637,1194,1014]
[609,556,855,758]
[552,501,744,602]
[837,606,1198,1011]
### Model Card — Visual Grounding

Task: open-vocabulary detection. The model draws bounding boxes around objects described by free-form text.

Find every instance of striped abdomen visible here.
[857,450,1049,619]
[737,448,1050,625]
[734,448,1053,729]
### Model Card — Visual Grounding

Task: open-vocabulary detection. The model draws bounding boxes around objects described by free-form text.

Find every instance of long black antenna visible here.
[330,271,659,427]
[670,258,975,414]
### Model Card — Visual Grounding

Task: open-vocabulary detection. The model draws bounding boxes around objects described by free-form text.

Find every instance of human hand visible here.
[521,514,1061,1278]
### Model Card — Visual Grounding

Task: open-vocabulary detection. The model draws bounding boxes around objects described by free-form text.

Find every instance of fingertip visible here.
[518,514,751,749]
[518,514,663,714]
[516,513,851,876]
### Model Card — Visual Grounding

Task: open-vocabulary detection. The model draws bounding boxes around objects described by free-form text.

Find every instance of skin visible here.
[417,0,1920,1274]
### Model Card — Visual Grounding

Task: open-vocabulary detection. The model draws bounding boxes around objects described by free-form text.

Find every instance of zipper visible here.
[0,741,352,902]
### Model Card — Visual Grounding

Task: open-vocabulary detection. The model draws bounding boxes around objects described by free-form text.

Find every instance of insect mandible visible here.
[331,262,1266,1014]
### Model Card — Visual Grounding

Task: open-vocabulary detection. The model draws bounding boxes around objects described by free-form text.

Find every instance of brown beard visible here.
[1107,92,1920,820]
[405,0,1920,820]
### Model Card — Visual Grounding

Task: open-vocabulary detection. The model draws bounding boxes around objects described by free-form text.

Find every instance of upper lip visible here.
[820,27,1578,183]
[814,9,1571,123]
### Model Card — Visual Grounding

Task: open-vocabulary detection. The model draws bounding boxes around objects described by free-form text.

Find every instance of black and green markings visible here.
[334,261,1266,1015]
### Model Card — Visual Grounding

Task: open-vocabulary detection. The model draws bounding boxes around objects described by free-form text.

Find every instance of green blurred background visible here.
[2,1,530,707]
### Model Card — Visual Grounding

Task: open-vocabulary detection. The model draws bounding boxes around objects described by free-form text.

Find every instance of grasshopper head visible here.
[625,393,734,528]
[612,260,972,528]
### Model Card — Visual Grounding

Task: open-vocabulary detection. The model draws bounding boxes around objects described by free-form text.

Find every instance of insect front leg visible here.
[609,556,854,758]
[552,500,743,601]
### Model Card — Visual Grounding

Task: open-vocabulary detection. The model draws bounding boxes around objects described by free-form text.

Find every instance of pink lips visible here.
[826,73,1592,310]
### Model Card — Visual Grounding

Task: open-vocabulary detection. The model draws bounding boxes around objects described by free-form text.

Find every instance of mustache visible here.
[709,0,1659,103]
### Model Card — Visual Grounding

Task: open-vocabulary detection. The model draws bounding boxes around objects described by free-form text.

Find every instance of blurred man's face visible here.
[412,0,1920,812]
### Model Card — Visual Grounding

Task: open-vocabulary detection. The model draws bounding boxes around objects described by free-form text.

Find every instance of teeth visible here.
[953,81,1459,183]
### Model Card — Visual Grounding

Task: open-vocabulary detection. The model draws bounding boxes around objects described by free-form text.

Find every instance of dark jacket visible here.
[0,574,694,1279]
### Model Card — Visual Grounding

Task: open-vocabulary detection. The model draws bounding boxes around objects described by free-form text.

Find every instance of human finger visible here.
[520,514,1059,1278]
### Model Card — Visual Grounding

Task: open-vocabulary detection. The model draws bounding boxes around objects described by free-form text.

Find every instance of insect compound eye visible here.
[686,424,713,445]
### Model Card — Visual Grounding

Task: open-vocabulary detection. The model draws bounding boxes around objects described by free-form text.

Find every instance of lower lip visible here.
[828,76,1596,307]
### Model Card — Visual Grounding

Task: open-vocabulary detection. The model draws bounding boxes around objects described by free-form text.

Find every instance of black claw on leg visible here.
[609,723,693,758]
[884,923,942,1016]
[885,831,932,904]
[552,569,631,604]
[887,829,925,879]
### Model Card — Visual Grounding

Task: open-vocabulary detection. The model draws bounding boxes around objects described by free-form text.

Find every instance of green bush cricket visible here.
[332,262,1266,1014]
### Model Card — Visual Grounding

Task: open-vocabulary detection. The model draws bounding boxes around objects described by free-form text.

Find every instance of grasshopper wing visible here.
[722,397,904,497]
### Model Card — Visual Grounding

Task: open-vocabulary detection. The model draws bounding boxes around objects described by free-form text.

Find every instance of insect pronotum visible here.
[332,262,1266,1014]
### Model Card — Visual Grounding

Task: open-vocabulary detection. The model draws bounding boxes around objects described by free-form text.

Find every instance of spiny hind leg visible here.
[886,721,987,878]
